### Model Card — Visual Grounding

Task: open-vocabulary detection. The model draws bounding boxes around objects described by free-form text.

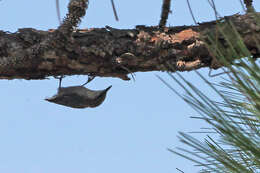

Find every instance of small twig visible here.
[239,0,246,11]
[58,0,89,36]
[176,168,185,173]
[110,0,119,21]
[159,0,171,28]
[56,0,62,24]
[186,0,197,24]
[243,0,254,12]
[207,0,221,18]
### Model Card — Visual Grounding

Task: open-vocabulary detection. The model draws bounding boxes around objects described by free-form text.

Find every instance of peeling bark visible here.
[0,12,259,80]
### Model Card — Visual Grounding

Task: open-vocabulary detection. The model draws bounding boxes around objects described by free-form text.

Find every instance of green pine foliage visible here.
[159,10,260,173]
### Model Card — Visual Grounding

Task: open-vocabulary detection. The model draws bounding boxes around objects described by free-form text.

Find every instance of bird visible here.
[45,85,112,108]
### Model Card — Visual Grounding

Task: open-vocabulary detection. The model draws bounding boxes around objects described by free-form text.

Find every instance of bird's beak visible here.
[105,85,112,92]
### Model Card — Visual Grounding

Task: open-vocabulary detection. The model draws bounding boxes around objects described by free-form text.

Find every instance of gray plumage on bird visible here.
[45,85,112,108]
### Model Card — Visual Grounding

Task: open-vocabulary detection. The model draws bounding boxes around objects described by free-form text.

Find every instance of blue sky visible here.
[0,0,259,173]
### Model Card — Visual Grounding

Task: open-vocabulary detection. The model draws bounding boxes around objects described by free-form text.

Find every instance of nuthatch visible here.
[45,75,111,108]
[45,85,112,108]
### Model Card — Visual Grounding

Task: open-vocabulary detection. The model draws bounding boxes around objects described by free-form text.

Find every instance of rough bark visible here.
[0,12,259,81]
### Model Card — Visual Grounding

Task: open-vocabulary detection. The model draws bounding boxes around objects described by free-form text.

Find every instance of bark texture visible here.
[0,12,259,80]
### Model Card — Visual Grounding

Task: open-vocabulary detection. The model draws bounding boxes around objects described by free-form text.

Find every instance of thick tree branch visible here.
[0,12,259,80]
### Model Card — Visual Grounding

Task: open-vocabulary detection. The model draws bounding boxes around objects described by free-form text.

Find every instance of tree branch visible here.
[243,0,254,12]
[58,0,88,35]
[110,0,119,21]
[0,12,259,80]
[159,0,171,27]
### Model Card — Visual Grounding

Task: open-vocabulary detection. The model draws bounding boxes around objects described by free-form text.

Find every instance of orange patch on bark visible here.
[171,29,199,43]
[150,36,158,43]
